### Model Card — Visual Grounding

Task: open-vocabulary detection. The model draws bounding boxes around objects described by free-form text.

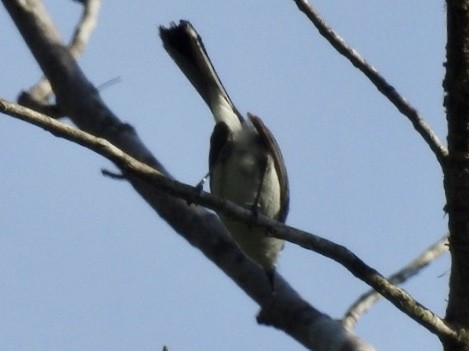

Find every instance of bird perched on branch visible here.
[159,20,289,285]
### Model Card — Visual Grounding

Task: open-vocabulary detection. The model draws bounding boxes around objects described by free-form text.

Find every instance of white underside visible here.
[210,124,283,269]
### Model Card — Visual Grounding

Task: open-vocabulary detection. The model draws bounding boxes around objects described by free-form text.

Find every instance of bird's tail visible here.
[159,20,243,129]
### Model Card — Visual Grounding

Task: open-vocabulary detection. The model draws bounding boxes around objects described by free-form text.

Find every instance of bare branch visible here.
[343,235,449,329]
[1,1,374,349]
[1,0,460,348]
[293,0,448,167]
[18,0,101,109]
[0,97,463,347]
[68,0,101,58]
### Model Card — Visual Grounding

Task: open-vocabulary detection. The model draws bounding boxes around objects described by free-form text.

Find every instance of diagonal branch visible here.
[18,0,101,113]
[0,97,464,347]
[293,0,448,167]
[1,1,373,350]
[343,235,449,330]
[0,99,374,351]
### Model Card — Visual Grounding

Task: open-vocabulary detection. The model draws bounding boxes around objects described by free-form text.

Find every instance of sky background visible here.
[1,1,448,350]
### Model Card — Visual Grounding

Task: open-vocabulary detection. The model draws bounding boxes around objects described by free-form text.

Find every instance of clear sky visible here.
[1,1,448,350]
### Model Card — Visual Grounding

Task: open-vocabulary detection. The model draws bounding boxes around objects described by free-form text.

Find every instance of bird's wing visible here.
[248,113,289,222]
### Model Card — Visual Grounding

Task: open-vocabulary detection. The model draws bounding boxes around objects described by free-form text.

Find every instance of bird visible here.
[159,20,289,285]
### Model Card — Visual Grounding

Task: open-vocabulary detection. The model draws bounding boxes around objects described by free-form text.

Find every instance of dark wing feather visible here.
[248,114,289,222]
[209,122,231,172]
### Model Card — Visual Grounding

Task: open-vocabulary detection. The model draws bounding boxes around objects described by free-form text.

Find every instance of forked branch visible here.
[343,235,448,329]
[18,0,102,115]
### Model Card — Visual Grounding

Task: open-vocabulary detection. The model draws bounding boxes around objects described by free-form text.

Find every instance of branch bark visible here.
[443,1,469,350]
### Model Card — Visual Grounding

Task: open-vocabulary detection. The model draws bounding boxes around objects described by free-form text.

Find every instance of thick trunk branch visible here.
[444,1,469,350]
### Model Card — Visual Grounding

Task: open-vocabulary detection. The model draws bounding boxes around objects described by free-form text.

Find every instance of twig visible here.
[293,0,448,167]
[343,235,449,329]
[0,97,463,347]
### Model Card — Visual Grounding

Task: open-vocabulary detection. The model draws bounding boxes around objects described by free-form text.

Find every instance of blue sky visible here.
[1,1,448,350]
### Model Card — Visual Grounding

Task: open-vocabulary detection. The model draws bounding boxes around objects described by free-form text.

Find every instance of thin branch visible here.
[0,97,464,347]
[343,235,449,330]
[68,0,102,58]
[293,0,448,167]
[18,0,101,109]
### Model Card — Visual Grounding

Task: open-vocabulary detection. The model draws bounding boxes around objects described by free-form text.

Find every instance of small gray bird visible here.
[159,21,289,281]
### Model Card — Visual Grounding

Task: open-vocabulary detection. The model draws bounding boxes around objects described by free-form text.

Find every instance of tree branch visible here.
[18,0,101,113]
[1,1,373,350]
[0,97,463,347]
[0,99,375,351]
[2,0,462,348]
[343,235,448,329]
[293,0,448,167]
